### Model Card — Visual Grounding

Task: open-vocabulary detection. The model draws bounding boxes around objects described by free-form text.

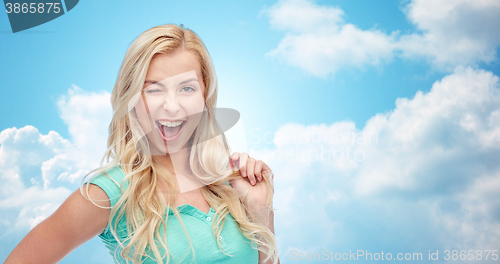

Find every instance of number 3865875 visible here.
[5,3,61,14]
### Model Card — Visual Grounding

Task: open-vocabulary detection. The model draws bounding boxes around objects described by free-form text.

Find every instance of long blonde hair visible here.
[81,24,278,264]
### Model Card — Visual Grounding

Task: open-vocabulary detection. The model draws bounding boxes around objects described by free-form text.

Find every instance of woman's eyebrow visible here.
[178,77,198,86]
[144,80,164,87]
[144,77,198,87]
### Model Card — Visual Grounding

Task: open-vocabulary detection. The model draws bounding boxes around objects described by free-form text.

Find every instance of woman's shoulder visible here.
[90,166,127,187]
[88,165,128,208]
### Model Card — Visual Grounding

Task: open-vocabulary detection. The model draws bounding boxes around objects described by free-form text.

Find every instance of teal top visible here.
[89,166,259,264]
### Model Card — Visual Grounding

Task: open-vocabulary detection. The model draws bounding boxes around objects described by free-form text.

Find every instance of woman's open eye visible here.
[181,86,195,92]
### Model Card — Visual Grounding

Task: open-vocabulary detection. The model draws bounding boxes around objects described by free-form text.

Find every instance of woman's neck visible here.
[152,147,189,174]
[152,147,203,193]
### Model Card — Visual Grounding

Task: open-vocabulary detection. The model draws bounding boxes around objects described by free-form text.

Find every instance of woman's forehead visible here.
[145,51,205,91]
[147,51,202,79]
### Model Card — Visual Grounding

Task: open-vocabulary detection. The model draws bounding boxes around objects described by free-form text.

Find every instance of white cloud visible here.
[263,0,397,77]
[0,86,111,231]
[265,0,343,33]
[264,0,500,77]
[57,85,112,170]
[355,66,500,195]
[0,184,72,229]
[400,0,500,69]
[251,67,500,255]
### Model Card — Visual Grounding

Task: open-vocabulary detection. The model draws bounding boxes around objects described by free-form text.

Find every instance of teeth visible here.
[158,120,184,127]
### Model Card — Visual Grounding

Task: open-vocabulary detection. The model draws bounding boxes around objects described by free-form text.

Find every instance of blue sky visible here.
[1,0,500,263]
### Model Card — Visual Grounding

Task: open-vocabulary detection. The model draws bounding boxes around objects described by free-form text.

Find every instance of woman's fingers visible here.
[231,152,240,161]
[230,152,240,170]
[238,152,249,177]
[228,152,240,170]
[230,152,273,186]
[246,157,256,185]
[255,160,263,182]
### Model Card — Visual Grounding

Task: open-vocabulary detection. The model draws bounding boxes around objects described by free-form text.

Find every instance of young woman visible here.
[5,24,279,264]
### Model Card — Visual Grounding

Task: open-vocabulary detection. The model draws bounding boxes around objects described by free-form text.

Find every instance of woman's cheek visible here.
[181,94,205,116]
[134,96,158,134]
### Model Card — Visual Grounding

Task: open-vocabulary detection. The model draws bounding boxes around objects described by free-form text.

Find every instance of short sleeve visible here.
[87,166,128,236]
[88,166,127,208]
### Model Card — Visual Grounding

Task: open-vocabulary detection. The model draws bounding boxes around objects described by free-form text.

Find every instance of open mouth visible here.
[156,120,186,141]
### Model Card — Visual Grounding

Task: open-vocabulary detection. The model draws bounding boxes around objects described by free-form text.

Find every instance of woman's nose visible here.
[163,94,181,113]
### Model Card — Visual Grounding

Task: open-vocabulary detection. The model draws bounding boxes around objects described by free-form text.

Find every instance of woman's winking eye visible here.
[146,89,162,94]
[145,84,163,94]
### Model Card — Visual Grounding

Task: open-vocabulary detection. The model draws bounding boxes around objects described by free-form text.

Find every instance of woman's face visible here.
[133,50,206,155]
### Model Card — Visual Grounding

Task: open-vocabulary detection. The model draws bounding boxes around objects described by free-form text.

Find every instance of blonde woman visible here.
[5,24,279,264]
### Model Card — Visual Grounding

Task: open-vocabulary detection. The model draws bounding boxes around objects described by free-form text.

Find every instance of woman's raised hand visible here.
[228,152,271,185]
[227,152,274,212]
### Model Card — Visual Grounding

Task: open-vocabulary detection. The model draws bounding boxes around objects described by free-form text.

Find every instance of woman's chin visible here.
[153,139,189,155]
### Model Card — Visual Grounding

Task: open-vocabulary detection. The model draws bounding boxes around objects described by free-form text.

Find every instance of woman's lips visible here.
[156,120,185,141]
